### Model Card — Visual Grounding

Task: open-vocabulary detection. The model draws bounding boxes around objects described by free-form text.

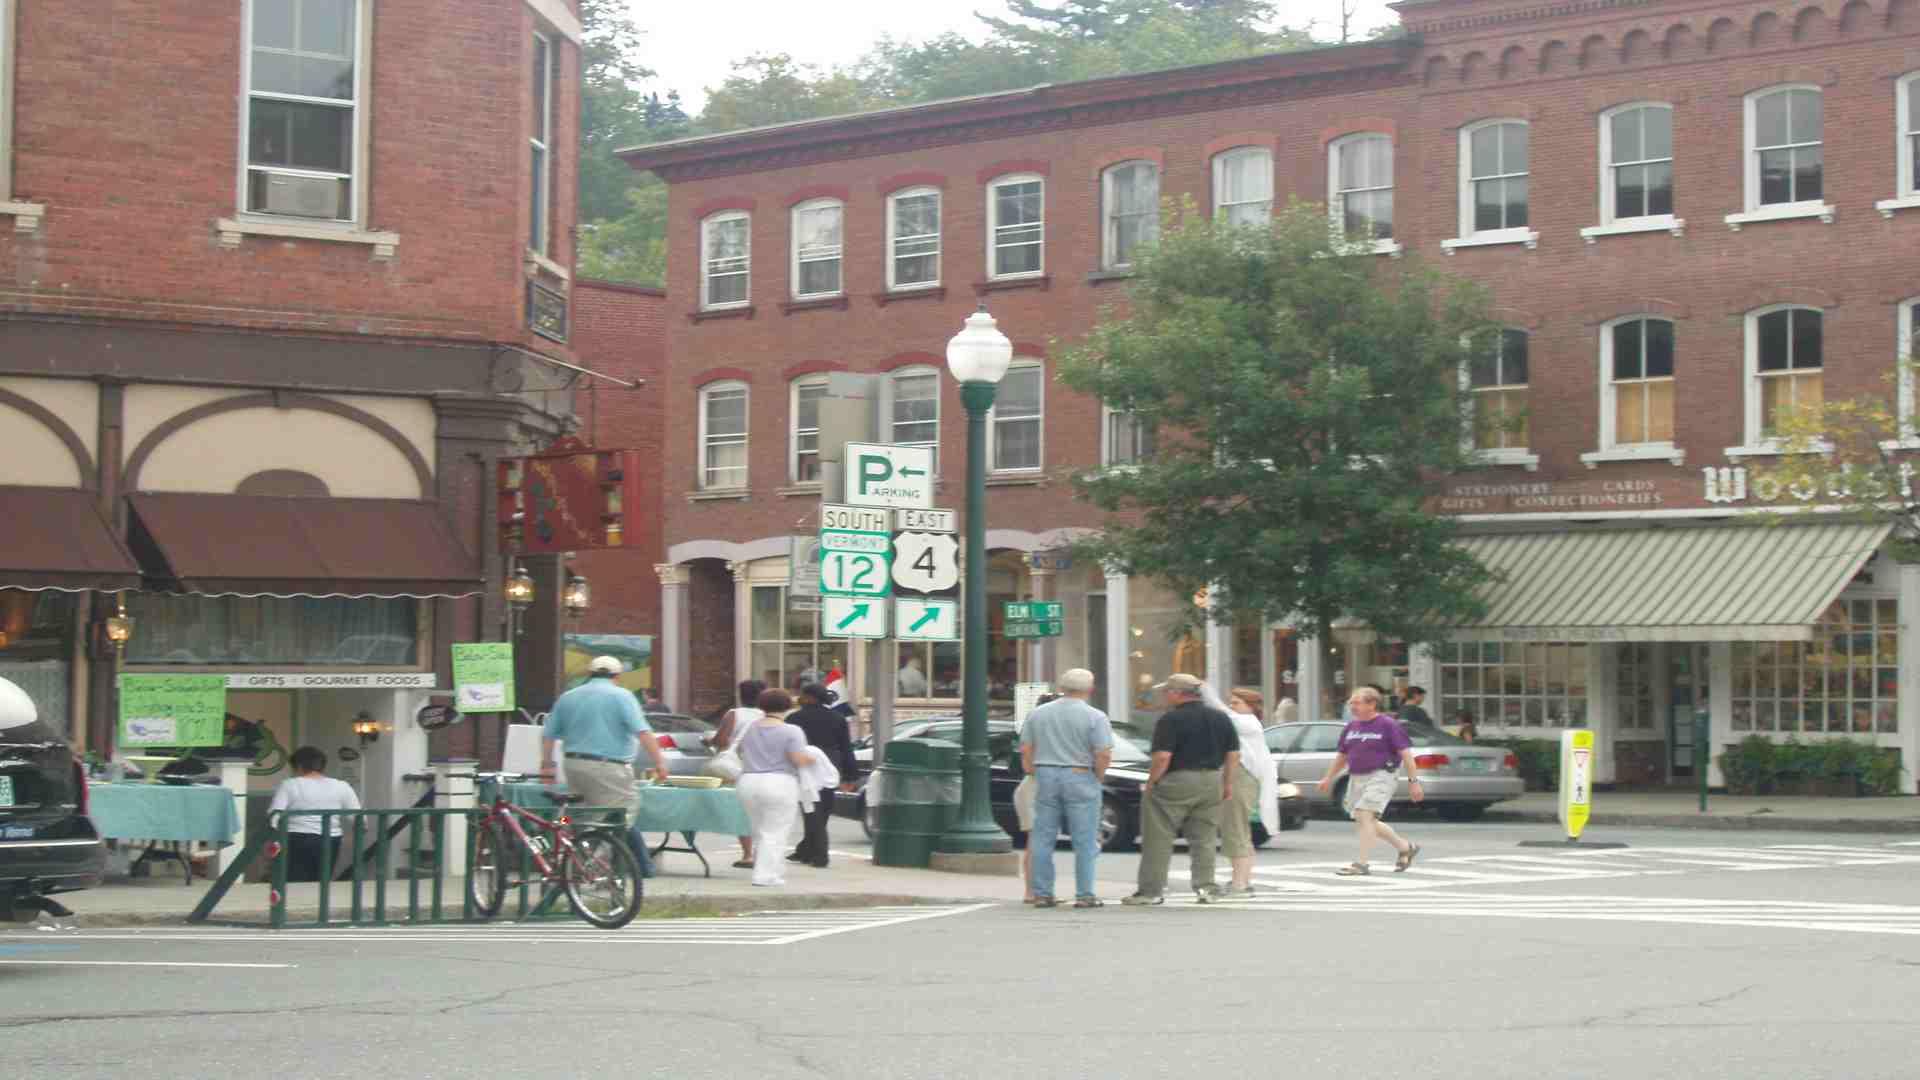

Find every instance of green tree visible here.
[696,54,888,132]
[1055,201,1500,644]
[578,0,683,225]
[1753,328,1920,560]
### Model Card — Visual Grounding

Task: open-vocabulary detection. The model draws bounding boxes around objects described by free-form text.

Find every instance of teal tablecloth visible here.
[87,783,241,844]
[501,782,750,836]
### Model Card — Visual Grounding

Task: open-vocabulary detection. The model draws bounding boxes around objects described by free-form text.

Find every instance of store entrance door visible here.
[1666,644,1710,779]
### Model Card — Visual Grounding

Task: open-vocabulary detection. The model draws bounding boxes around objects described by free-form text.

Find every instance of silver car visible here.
[645,712,719,776]
[1265,720,1523,821]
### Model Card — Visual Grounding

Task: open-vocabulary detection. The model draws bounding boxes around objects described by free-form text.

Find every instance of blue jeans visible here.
[1030,767,1102,899]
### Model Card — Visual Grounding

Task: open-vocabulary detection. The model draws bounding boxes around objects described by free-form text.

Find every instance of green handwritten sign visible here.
[118,674,227,748]
[452,642,515,713]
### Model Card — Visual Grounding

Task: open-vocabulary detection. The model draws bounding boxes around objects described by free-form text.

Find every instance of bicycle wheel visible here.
[467,821,509,919]
[561,829,642,929]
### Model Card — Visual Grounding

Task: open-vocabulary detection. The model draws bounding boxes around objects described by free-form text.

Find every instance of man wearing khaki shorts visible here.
[1317,685,1424,876]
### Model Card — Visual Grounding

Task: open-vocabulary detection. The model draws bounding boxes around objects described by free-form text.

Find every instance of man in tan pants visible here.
[1124,674,1240,905]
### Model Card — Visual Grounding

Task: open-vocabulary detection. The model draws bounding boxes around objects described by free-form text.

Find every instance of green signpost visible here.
[119,674,227,747]
[452,642,515,713]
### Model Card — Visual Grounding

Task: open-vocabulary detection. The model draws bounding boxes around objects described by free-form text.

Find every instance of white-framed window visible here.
[242,0,366,223]
[1469,330,1530,453]
[886,187,941,290]
[1898,72,1919,201]
[1600,103,1673,226]
[1102,405,1155,466]
[1732,599,1899,736]
[986,175,1044,279]
[1436,640,1590,728]
[1,0,16,204]
[1901,298,1918,437]
[1601,317,1677,450]
[989,361,1043,472]
[1458,120,1530,240]
[790,199,843,299]
[1744,305,1824,445]
[1746,86,1823,211]
[700,211,750,309]
[1328,134,1395,249]
[1102,160,1160,270]
[886,366,941,471]
[529,31,554,254]
[789,377,827,484]
[698,381,749,490]
[1212,147,1273,227]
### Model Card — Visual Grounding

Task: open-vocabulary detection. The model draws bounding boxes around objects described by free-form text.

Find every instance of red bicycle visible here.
[467,772,642,929]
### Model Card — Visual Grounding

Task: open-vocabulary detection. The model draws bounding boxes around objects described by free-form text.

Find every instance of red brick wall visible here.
[0,0,578,359]
[685,559,736,718]
[568,280,666,641]
[643,6,1920,552]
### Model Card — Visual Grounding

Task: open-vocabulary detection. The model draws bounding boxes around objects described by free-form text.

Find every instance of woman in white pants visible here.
[733,689,813,887]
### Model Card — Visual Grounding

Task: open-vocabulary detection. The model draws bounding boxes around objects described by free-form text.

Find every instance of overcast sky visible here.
[627,0,1401,111]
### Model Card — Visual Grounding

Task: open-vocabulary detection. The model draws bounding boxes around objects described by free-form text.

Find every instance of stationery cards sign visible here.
[452,643,515,713]
[118,674,227,747]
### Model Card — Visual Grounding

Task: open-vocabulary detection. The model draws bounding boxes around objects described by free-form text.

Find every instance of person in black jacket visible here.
[786,683,858,868]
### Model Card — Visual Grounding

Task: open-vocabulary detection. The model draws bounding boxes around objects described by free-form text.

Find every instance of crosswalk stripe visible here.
[1180,891,1920,936]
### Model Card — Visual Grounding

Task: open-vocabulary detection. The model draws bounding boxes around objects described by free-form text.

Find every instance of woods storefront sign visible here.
[1435,462,1918,514]
[1434,478,1665,514]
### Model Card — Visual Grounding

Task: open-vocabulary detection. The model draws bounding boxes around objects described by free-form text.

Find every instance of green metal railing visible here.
[189,802,628,928]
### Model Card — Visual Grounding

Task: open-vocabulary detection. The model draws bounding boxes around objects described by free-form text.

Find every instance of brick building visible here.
[623,0,1920,791]
[1,0,592,793]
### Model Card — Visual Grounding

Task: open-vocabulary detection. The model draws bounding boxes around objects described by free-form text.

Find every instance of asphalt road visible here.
[6,817,1919,1080]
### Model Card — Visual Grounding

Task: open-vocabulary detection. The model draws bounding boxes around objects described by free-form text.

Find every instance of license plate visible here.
[1457,758,1490,773]
[0,775,13,807]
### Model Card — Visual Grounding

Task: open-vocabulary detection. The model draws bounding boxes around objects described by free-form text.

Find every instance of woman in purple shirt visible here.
[1316,685,1425,876]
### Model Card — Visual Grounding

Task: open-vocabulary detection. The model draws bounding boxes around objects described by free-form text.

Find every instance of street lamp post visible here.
[937,305,1014,855]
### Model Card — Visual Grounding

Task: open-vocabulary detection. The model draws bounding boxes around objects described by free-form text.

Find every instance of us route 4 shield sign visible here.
[823,597,889,639]
[891,531,959,593]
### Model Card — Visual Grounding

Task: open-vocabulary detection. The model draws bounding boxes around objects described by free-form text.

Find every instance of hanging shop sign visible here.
[498,436,645,554]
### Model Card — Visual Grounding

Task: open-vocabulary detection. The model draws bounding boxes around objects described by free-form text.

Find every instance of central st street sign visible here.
[1003,599,1064,639]
[845,442,934,509]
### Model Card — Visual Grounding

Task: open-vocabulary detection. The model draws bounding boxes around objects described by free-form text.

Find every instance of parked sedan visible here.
[1,676,105,921]
[643,712,719,776]
[1265,720,1523,821]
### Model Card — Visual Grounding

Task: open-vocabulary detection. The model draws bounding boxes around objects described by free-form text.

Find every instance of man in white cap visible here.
[542,656,669,874]
[1123,673,1239,906]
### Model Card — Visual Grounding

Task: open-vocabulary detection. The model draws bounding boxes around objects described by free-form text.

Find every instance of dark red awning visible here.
[127,493,481,598]
[0,485,141,592]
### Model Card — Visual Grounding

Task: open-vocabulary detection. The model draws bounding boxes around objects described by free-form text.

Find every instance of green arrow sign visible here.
[836,602,872,631]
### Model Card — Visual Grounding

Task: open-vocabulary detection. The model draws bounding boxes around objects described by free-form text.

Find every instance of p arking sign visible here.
[844,443,933,510]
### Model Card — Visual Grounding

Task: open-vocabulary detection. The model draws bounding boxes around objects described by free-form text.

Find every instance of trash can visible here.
[870,737,962,868]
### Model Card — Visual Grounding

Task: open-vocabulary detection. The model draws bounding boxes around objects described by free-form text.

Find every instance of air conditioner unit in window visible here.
[262,172,344,220]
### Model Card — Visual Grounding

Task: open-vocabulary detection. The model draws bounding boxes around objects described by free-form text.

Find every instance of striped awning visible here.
[1451,521,1891,642]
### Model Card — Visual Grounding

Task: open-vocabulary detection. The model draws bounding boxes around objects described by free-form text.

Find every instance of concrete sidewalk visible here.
[59,848,1024,927]
[1484,791,1920,833]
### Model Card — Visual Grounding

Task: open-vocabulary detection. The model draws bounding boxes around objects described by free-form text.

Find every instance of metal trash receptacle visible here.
[869,738,962,868]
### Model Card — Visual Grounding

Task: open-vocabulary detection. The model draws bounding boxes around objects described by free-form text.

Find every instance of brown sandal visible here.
[1335,862,1370,876]
[1396,844,1421,872]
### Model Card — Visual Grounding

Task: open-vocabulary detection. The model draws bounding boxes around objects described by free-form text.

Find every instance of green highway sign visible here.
[819,549,891,597]
[823,596,889,638]
[895,597,959,641]
[1004,601,1064,622]
[818,502,892,598]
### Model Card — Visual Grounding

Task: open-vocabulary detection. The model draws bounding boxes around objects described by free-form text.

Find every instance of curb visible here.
[67,892,1004,929]
[1481,808,1920,834]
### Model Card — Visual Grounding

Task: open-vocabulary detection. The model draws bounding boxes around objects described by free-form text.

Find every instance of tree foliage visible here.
[1055,202,1500,644]
[578,0,1321,284]
[1754,336,1920,561]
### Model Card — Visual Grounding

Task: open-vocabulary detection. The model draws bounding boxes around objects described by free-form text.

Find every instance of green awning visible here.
[1451,521,1891,642]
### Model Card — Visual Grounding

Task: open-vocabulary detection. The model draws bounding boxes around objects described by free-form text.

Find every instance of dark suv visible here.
[0,676,105,920]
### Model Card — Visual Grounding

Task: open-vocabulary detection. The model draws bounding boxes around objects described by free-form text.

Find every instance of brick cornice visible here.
[878,171,947,195]
[691,196,756,222]
[876,351,944,373]
[1201,132,1279,160]
[1091,146,1166,179]
[785,184,852,208]
[691,365,752,388]
[1319,118,1399,149]
[783,359,848,380]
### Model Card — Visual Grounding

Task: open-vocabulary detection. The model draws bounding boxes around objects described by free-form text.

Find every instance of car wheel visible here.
[1098,798,1132,852]
[1436,803,1487,823]
[1251,821,1271,850]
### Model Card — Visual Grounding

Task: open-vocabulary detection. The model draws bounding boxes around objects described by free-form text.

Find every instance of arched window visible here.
[1328,133,1394,250]
[1468,330,1530,457]
[1101,161,1159,270]
[1212,147,1272,226]
[1459,119,1529,238]
[1746,86,1823,210]
[698,380,749,489]
[886,366,941,471]
[986,174,1044,280]
[1896,72,1919,202]
[886,187,940,291]
[700,211,751,309]
[789,198,843,299]
[1601,317,1676,451]
[988,360,1044,471]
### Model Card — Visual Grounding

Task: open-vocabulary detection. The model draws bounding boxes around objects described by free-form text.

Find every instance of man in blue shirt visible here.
[541,656,669,874]
[1020,668,1115,909]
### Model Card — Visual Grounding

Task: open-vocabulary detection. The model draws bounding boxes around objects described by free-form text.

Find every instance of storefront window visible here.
[1732,599,1897,734]
[123,594,418,667]
[749,586,847,694]
[1616,643,1656,729]
[1436,640,1589,728]
[0,590,77,736]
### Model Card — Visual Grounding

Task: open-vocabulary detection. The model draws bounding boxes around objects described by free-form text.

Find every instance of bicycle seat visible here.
[546,793,587,805]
